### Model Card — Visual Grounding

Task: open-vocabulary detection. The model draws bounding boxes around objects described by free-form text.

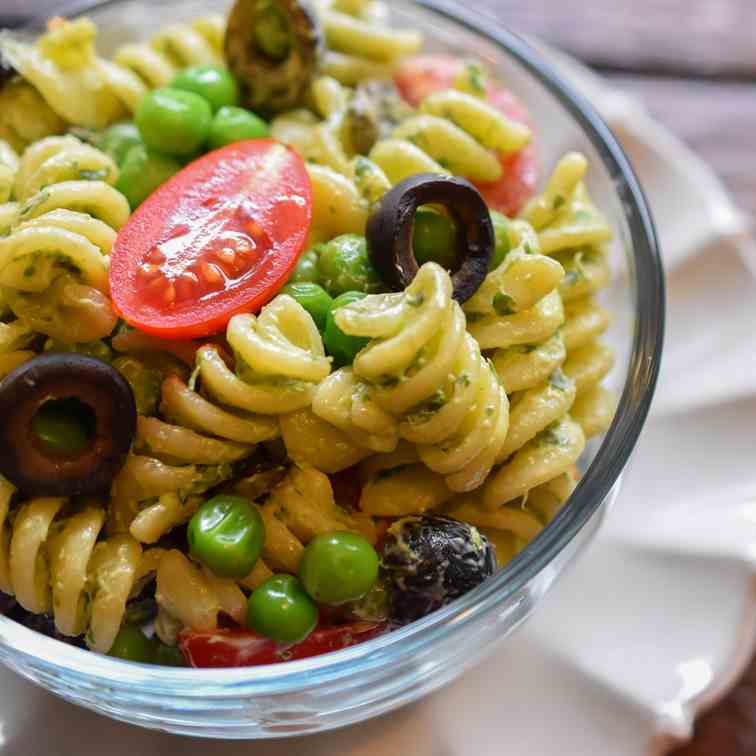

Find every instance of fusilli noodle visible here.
[313,262,510,492]
[0,135,128,342]
[193,294,331,416]
[0,486,143,652]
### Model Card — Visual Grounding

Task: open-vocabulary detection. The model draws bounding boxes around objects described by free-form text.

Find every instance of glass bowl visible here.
[0,0,664,738]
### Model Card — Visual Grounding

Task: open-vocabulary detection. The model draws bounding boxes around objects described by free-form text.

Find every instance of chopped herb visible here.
[493,292,515,316]
[375,464,412,481]
[407,347,427,373]
[19,190,50,218]
[23,265,36,278]
[535,422,565,449]
[523,243,534,254]
[456,373,471,388]
[552,194,566,211]
[548,368,571,391]
[458,59,488,96]
[79,168,110,181]
[405,389,448,425]
[562,270,580,287]
[353,157,370,178]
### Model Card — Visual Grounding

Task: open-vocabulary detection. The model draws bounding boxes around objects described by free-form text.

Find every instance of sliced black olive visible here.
[366,173,494,303]
[0,353,137,497]
[225,0,322,115]
[381,514,496,625]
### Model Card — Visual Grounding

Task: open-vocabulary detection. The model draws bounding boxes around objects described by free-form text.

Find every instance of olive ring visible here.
[0,354,137,496]
[366,173,495,303]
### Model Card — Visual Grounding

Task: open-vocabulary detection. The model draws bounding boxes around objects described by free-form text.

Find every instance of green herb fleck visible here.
[552,194,566,211]
[378,374,400,388]
[493,292,515,316]
[79,168,110,181]
[562,270,579,287]
[354,157,370,178]
[456,373,471,388]
[375,464,411,481]
[548,368,571,391]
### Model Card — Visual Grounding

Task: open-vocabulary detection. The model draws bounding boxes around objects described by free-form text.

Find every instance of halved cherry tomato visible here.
[179,621,387,667]
[110,139,312,339]
[393,55,538,217]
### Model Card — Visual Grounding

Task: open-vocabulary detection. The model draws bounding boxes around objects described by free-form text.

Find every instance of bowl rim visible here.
[0,0,665,692]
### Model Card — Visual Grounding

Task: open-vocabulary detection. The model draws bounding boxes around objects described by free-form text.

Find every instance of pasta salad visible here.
[0,0,616,668]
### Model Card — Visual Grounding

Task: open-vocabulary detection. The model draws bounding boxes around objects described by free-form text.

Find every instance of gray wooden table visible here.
[3,1,755,751]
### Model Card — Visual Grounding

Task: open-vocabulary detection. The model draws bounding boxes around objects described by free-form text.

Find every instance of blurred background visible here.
[1,1,754,753]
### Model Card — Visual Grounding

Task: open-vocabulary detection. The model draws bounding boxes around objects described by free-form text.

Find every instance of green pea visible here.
[412,208,457,269]
[171,64,239,113]
[288,249,320,284]
[112,356,163,416]
[108,624,156,663]
[323,291,369,368]
[31,398,93,457]
[98,122,143,166]
[116,144,182,209]
[490,210,511,270]
[207,106,270,150]
[280,282,332,330]
[136,87,213,156]
[299,531,379,606]
[188,494,265,578]
[317,234,382,296]
[247,574,318,644]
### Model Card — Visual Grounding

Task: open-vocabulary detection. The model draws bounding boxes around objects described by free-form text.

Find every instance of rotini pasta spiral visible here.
[369,88,531,186]
[315,0,422,86]
[0,78,66,153]
[464,218,577,468]
[0,135,128,342]
[109,444,242,546]
[154,549,247,643]
[150,465,375,642]
[193,294,332,416]
[272,76,394,244]
[256,465,375,573]
[0,486,144,652]
[0,318,36,379]
[1,15,224,128]
[313,262,510,492]
[521,153,617,439]
[103,15,225,112]
[0,141,19,205]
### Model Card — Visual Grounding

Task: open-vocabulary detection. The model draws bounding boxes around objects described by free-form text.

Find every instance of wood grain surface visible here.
[2,1,756,753]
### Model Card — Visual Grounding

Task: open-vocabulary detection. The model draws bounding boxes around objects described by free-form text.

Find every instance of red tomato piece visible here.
[110,139,312,339]
[179,622,387,668]
[393,55,539,216]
